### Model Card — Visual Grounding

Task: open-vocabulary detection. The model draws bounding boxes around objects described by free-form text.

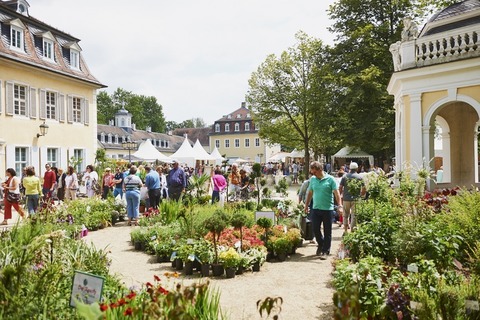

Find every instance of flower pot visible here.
[200,263,211,277]
[184,261,194,275]
[225,267,236,279]
[193,259,202,272]
[236,266,244,275]
[175,258,184,270]
[266,252,275,262]
[252,261,261,272]
[156,255,169,263]
[134,241,142,251]
[277,253,287,262]
[290,246,297,255]
[212,263,224,277]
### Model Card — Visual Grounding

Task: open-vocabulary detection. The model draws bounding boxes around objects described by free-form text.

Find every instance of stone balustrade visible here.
[397,25,480,71]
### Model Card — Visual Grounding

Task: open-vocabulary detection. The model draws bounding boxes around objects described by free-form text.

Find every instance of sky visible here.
[32,0,337,125]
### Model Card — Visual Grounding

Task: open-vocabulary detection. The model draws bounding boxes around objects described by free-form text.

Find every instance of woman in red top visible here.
[1,168,26,225]
[42,164,56,202]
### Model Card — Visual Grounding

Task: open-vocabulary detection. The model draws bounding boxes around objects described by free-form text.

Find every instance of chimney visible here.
[132,123,136,130]
[146,126,151,133]
[241,102,246,108]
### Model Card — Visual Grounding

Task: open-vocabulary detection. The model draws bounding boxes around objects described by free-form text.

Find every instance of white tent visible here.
[169,137,196,167]
[192,139,216,161]
[267,152,291,163]
[289,149,305,158]
[331,146,374,169]
[132,139,170,162]
[209,146,225,165]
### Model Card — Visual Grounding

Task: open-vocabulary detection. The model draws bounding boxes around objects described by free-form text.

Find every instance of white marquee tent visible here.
[192,139,216,161]
[209,147,225,165]
[169,137,196,167]
[331,146,374,168]
[132,139,170,162]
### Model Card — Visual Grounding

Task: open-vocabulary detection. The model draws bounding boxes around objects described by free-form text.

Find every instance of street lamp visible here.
[122,140,137,164]
[36,122,49,138]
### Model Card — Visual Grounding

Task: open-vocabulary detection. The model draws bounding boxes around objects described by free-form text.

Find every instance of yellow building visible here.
[0,0,104,176]
[209,102,280,163]
[388,0,480,188]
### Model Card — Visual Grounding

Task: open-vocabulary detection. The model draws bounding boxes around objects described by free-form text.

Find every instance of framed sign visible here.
[255,211,275,225]
[70,270,105,307]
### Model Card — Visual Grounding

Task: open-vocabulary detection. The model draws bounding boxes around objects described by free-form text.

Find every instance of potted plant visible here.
[152,238,175,263]
[245,246,267,272]
[257,217,273,245]
[285,228,302,254]
[194,239,214,277]
[272,237,293,262]
[219,247,240,278]
[230,211,248,252]
[204,210,227,276]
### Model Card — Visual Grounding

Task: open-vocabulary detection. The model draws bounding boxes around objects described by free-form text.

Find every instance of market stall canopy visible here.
[132,139,170,162]
[267,152,291,163]
[192,139,216,161]
[331,146,374,168]
[289,149,305,158]
[209,146,225,165]
[228,157,250,164]
[169,137,196,167]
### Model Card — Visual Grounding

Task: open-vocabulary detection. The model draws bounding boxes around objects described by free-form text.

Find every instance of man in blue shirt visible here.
[304,161,343,259]
[144,166,161,209]
[167,160,186,201]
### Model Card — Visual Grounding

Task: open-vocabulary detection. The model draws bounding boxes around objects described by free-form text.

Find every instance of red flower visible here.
[146,282,153,288]
[126,291,136,300]
[123,307,133,316]
[158,286,169,295]
[99,303,108,312]
[154,275,161,282]
[117,298,126,306]
[109,302,118,309]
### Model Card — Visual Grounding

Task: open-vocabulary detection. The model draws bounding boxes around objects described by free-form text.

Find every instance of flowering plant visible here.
[244,246,267,265]
[219,247,240,268]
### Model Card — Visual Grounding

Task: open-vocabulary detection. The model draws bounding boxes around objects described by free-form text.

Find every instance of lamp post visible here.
[122,141,137,164]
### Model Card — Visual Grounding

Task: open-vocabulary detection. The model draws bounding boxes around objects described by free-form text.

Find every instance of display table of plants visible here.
[129,201,304,280]
[331,172,480,319]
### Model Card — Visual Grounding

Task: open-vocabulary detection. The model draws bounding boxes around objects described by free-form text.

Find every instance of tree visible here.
[246,32,333,174]
[96,88,166,132]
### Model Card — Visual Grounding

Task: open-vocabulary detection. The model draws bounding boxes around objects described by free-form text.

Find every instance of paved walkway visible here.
[84,186,343,319]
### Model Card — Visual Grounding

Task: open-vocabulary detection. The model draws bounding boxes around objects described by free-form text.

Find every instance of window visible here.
[108,134,112,143]
[72,97,81,123]
[225,123,230,132]
[15,147,28,174]
[43,39,54,60]
[215,124,220,132]
[101,133,105,143]
[245,138,250,147]
[245,122,250,131]
[47,148,58,168]
[115,135,119,144]
[10,26,24,51]
[255,138,260,147]
[215,140,220,148]
[225,139,230,148]
[14,84,27,116]
[70,49,80,69]
[73,149,84,173]
[46,91,56,119]
[235,139,240,148]
[234,123,240,132]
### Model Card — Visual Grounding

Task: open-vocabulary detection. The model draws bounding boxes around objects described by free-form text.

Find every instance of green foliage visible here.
[230,211,248,229]
[256,217,273,230]
[257,296,283,320]
[272,237,293,255]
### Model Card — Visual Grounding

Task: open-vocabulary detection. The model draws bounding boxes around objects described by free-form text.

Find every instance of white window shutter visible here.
[0,80,2,114]
[28,87,35,118]
[5,144,15,168]
[84,98,89,125]
[39,89,46,120]
[67,95,73,123]
[58,93,65,122]
[6,81,14,115]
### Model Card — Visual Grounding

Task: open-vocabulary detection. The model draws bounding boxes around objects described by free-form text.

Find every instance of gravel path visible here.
[83,188,343,319]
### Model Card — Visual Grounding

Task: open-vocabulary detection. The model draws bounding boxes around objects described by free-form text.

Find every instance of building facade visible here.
[0,0,104,175]
[388,0,480,188]
[209,102,280,163]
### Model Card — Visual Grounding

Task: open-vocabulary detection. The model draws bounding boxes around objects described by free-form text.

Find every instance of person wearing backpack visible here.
[339,162,366,235]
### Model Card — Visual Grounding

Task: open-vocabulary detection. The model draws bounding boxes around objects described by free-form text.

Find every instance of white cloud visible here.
[31,0,336,125]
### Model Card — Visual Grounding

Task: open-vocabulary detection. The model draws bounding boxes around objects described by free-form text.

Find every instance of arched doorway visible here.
[427,101,479,187]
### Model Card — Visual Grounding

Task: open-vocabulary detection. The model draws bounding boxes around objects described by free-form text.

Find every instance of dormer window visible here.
[101,133,105,143]
[16,0,30,16]
[236,114,241,119]
[245,122,250,131]
[43,39,54,60]
[10,25,24,51]
[234,123,240,132]
[225,123,230,132]
[246,113,251,118]
[227,115,231,119]
[215,123,220,132]
[115,135,119,144]
[108,134,112,144]
[70,49,80,69]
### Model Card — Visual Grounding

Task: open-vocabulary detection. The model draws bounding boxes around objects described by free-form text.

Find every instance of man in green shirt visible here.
[304,161,343,259]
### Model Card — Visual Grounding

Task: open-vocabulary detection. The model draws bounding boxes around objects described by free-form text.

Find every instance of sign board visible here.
[255,211,275,225]
[70,270,105,307]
